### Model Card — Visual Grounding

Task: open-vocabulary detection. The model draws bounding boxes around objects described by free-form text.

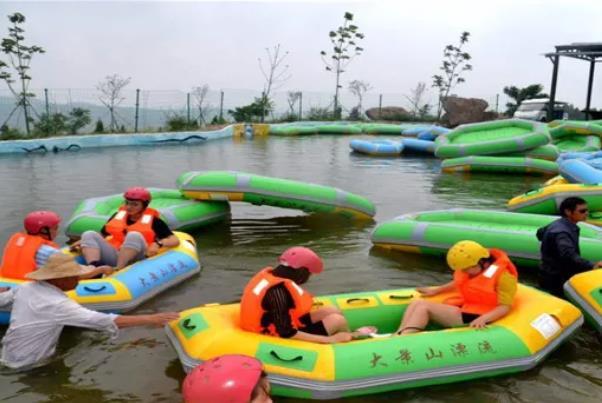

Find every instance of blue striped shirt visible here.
[34,245,60,268]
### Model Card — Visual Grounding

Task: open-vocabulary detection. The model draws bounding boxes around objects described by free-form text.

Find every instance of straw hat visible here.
[26,253,94,281]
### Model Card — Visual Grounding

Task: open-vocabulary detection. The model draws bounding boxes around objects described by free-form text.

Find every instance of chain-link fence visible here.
[0,87,505,133]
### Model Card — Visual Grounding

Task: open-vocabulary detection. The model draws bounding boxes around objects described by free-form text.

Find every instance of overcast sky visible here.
[2,0,602,110]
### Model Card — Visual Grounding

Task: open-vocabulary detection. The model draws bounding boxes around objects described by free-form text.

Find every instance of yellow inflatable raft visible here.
[564,270,602,333]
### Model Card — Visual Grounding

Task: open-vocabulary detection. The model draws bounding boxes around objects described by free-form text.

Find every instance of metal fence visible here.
[0,87,503,133]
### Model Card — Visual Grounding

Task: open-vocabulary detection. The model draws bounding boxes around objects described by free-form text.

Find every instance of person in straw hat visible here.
[0,253,179,371]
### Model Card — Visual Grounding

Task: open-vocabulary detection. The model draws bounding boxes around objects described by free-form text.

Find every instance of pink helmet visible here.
[24,211,61,234]
[279,246,323,274]
[182,354,264,403]
[123,187,151,203]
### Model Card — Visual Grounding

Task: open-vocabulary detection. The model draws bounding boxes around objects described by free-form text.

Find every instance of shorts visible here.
[298,313,328,336]
[461,312,480,324]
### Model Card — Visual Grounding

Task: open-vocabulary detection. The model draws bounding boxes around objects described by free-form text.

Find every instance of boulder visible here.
[365,106,411,121]
[441,96,496,127]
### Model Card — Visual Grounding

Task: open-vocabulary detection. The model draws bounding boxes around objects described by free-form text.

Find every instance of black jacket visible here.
[537,217,593,278]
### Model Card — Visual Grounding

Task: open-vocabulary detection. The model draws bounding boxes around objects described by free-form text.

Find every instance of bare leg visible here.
[396,300,463,335]
[310,306,343,322]
[321,313,350,335]
[116,247,140,270]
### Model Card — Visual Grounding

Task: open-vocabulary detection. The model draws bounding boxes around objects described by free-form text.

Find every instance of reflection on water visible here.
[0,136,599,402]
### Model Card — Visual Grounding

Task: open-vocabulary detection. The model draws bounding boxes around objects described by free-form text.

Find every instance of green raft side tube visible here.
[359,123,404,135]
[435,119,550,159]
[441,156,558,176]
[549,121,602,138]
[315,124,363,134]
[370,208,602,267]
[504,143,560,161]
[507,184,602,215]
[553,135,601,153]
[269,125,319,136]
[176,171,376,219]
[65,188,230,239]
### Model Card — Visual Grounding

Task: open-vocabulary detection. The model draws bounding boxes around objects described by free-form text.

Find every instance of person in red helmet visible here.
[79,187,180,270]
[240,247,376,344]
[182,355,271,403]
[0,211,110,280]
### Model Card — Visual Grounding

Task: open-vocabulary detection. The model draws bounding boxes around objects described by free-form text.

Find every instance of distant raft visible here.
[507,183,602,214]
[557,151,602,184]
[549,121,602,138]
[565,270,602,332]
[349,139,403,156]
[370,209,602,267]
[316,124,363,135]
[65,188,230,239]
[177,171,376,219]
[505,144,560,161]
[553,135,601,153]
[441,156,558,175]
[0,232,200,324]
[269,125,319,136]
[400,138,436,154]
[166,286,581,399]
[435,119,550,159]
[359,123,404,135]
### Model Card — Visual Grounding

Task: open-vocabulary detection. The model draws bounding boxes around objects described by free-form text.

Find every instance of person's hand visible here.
[146,242,160,257]
[0,287,10,293]
[69,240,82,253]
[594,261,602,269]
[469,316,488,329]
[416,287,439,297]
[328,332,353,343]
[148,312,180,326]
[98,265,115,277]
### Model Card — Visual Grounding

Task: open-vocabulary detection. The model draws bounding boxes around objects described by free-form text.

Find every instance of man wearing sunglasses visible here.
[537,197,602,297]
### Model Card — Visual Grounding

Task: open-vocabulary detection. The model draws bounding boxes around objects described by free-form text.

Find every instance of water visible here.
[0,135,600,402]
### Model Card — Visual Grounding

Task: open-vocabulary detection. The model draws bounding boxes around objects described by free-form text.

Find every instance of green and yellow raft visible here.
[435,119,550,158]
[65,188,230,239]
[564,270,602,332]
[507,183,602,214]
[549,120,602,137]
[553,135,601,153]
[441,156,558,176]
[165,286,581,399]
[176,171,375,219]
[505,144,559,161]
[370,209,602,267]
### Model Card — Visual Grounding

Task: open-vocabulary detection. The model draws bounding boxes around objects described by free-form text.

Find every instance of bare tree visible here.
[348,80,371,116]
[191,84,210,127]
[286,91,302,118]
[97,74,131,132]
[404,82,431,119]
[258,44,291,121]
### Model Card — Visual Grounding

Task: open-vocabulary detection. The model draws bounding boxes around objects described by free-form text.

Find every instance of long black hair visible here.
[271,264,311,285]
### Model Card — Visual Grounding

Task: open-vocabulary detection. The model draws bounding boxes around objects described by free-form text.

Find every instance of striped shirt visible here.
[34,245,60,268]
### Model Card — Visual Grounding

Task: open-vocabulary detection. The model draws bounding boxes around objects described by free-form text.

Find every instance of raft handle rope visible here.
[83,285,107,293]
[388,294,413,300]
[182,318,196,330]
[269,350,303,362]
[346,298,370,304]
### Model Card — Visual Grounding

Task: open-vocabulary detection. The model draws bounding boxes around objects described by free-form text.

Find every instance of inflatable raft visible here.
[370,209,602,267]
[435,119,550,159]
[549,121,602,138]
[505,144,560,161]
[165,286,582,399]
[556,151,602,184]
[0,232,200,324]
[507,183,602,214]
[349,139,403,156]
[400,138,436,154]
[65,188,230,239]
[359,123,403,135]
[564,270,602,332]
[177,171,376,219]
[441,156,558,176]
[269,125,319,136]
[553,135,600,153]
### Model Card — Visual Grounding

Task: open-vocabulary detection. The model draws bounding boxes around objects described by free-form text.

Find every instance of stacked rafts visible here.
[370,208,602,267]
[549,121,602,153]
[436,119,558,175]
[557,151,602,184]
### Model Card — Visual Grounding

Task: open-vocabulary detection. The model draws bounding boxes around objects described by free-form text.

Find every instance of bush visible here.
[165,113,198,132]
[68,108,91,134]
[306,107,334,121]
[210,115,227,125]
[228,97,272,122]
[94,119,104,133]
[33,113,68,137]
[0,124,22,140]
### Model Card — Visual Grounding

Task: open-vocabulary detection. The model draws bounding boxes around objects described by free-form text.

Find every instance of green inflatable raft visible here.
[65,188,230,239]
[435,119,550,158]
[441,156,558,176]
[177,171,376,219]
[553,135,601,153]
[549,121,602,138]
[370,209,602,267]
[505,144,559,161]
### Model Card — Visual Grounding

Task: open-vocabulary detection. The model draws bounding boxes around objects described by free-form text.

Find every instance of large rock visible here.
[441,96,496,127]
[366,106,411,121]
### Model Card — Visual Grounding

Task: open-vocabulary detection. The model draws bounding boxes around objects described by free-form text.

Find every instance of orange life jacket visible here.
[451,249,518,315]
[104,207,159,249]
[0,232,58,280]
[240,267,314,335]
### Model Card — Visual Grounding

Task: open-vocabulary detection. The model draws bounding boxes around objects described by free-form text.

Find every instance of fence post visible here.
[44,88,49,116]
[495,93,499,113]
[186,92,191,126]
[298,92,303,121]
[134,89,140,132]
[378,94,383,118]
[219,90,224,122]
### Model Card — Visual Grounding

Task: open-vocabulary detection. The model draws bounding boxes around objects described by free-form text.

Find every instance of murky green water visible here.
[0,135,600,402]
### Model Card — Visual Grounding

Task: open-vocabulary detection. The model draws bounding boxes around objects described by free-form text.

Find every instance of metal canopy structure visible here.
[545,42,602,121]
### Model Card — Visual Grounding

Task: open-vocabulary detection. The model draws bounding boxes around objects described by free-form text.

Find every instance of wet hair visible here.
[249,371,269,400]
[559,197,587,217]
[272,264,311,285]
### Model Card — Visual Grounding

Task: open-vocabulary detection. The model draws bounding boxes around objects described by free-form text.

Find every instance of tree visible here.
[191,84,211,127]
[0,12,45,135]
[286,91,302,119]
[348,80,371,118]
[97,74,131,132]
[67,107,91,134]
[228,98,273,122]
[321,12,365,118]
[33,113,67,136]
[503,84,548,116]
[432,31,472,120]
[258,44,291,122]
[94,119,104,133]
[405,82,431,119]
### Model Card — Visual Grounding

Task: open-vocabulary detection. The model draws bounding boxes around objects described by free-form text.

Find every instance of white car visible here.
[513,99,568,122]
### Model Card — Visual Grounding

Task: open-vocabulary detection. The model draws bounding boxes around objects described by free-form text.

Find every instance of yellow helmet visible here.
[446,240,490,271]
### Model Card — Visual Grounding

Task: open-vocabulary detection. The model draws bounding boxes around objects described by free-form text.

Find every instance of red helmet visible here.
[182,354,264,403]
[24,211,61,234]
[279,246,323,274]
[123,187,151,203]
